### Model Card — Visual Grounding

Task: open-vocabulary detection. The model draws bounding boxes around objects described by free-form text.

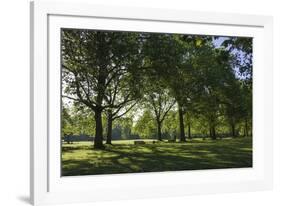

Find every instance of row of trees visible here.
[63,106,252,141]
[62,29,252,149]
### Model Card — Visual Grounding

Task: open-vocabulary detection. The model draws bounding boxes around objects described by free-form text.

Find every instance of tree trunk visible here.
[188,122,191,139]
[157,121,162,141]
[94,109,104,149]
[178,105,186,142]
[210,126,216,140]
[212,126,216,140]
[106,110,113,144]
[94,32,107,150]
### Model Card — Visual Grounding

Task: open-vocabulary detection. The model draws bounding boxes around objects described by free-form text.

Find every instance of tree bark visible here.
[94,108,104,149]
[106,110,113,144]
[178,105,186,142]
[157,121,162,141]
[94,32,107,150]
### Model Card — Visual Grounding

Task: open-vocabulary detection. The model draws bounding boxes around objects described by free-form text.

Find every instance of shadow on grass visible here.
[62,137,252,176]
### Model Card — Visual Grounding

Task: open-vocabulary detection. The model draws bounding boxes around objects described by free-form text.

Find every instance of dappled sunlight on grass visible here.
[62,137,252,176]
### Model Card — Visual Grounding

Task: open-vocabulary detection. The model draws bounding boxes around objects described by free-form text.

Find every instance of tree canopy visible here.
[62,29,252,149]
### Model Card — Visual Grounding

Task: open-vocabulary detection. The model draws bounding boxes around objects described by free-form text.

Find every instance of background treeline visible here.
[62,29,252,149]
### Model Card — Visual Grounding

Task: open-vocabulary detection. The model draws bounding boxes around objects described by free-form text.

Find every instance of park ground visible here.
[62,137,252,176]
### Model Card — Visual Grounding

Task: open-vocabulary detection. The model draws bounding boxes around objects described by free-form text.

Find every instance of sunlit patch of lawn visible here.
[62,137,252,176]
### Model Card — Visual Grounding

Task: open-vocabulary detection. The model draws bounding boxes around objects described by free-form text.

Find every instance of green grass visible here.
[62,137,252,176]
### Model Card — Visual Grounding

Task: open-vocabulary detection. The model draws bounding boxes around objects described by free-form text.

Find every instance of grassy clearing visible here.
[62,137,252,176]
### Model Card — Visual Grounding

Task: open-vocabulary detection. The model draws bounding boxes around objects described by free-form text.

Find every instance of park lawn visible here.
[62,137,252,176]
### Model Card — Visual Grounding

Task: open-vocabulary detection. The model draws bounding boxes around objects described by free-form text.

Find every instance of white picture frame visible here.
[30,0,273,205]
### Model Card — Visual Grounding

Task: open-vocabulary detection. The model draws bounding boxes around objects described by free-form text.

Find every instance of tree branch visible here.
[112,102,137,120]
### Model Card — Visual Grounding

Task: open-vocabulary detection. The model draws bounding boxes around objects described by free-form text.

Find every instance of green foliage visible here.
[132,110,157,139]
[222,37,253,81]
[162,110,179,138]
[62,29,253,144]
[113,117,134,139]
[62,105,95,137]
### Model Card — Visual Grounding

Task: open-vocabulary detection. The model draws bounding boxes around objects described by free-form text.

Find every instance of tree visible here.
[62,29,253,145]
[162,110,178,140]
[193,45,235,139]
[62,106,73,138]
[62,104,96,137]
[168,35,214,142]
[143,84,175,141]
[132,110,156,139]
[184,107,196,140]
[142,34,200,142]
[62,29,141,149]
[240,82,252,137]
[221,37,253,137]
[221,80,245,137]
[222,37,253,82]
[104,75,139,144]
[117,117,134,139]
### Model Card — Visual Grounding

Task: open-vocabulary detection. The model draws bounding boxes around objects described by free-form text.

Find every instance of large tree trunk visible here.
[94,109,104,149]
[94,32,107,150]
[106,110,113,144]
[157,121,162,141]
[178,105,186,142]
